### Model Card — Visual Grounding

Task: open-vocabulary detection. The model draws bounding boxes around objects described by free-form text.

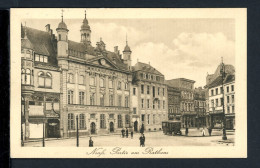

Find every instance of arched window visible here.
[45,72,52,87]
[100,94,104,106]
[68,73,74,83]
[21,49,25,58]
[25,69,31,85]
[38,72,45,87]
[21,69,25,84]
[90,93,95,105]
[79,114,86,129]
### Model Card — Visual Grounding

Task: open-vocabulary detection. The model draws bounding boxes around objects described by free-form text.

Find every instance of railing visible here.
[67,104,130,111]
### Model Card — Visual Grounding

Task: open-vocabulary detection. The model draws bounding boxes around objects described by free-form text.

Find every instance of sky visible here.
[23,10,235,87]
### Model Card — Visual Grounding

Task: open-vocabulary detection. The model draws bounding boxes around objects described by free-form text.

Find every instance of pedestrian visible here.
[202,127,206,136]
[142,134,145,147]
[208,127,212,136]
[131,130,133,139]
[126,128,129,138]
[185,127,189,136]
[139,133,145,147]
[89,137,93,147]
[121,128,125,138]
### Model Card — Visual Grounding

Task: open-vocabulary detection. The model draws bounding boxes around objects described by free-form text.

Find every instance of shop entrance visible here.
[47,119,60,138]
[90,122,96,134]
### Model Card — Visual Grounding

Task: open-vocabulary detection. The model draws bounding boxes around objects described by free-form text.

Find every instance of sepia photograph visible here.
[10,8,247,158]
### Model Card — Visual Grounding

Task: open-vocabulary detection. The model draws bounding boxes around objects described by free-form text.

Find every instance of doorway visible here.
[90,122,96,134]
[109,122,114,132]
[134,121,138,132]
[47,119,60,138]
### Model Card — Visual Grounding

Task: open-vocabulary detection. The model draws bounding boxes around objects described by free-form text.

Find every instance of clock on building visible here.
[100,59,106,65]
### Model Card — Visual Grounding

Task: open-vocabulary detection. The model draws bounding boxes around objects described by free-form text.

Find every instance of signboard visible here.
[29,105,44,117]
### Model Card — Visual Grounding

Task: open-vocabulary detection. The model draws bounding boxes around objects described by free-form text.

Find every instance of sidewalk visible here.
[179,128,235,137]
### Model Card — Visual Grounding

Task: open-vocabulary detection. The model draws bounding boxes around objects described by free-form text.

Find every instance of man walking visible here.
[121,128,125,138]
[126,128,129,138]
[208,127,212,136]
[131,130,133,139]
[139,134,145,147]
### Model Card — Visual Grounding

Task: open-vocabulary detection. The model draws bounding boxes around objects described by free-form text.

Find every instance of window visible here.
[133,88,136,95]
[100,114,106,129]
[163,88,165,96]
[68,113,74,130]
[21,69,25,84]
[133,108,137,114]
[141,99,144,108]
[59,34,61,41]
[227,96,230,103]
[216,88,218,95]
[118,95,122,106]
[109,114,114,119]
[125,82,128,90]
[24,69,31,85]
[216,99,218,106]
[220,87,223,94]
[221,98,224,106]
[90,113,95,119]
[118,115,123,128]
[40,55,44,62]
[153,100,155,109]
[68,73,74,83]
[68,90,74,104]
[232,95,234,103]
[90,93,95,105]
[232,106,235,113]
[227,106,230,113]
[158,87,160,95]
[44,56,48,63]
[143,73,146,79]
[79,92,84,105]
[163,100,165,109]
[211,100,214,108]
[211,89,214,96]
[147,86,150,94]
[79,114,86,129]
[125,115,130,125]
[142,114,145,122]
[79,75,84,85]
[153,86,155,97]
[100,94,104,106]
[231,85,234,91]
[227,86,229,93]
[109,80,113,88]
[151,75,154,80]
[147,99,150,108]
[35,54,40,61]
[109,95,113,106]
[141,85,144,94]
[90,77,95,86]
[125,96,129,107]
[158,100,160,109]
[117,81,121,90]
[45,72,52,87]
[153,114,156,124]
[100,78,104,87]
[147,114,150,124]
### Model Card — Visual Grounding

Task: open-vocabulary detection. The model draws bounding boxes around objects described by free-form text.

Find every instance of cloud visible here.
[132,32,235,87]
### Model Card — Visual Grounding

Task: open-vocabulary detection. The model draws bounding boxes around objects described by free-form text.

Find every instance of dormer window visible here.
[34,54,48,63]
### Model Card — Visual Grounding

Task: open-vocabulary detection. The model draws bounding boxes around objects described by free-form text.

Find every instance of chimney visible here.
[45,24,50,32]
[114,46,118,53]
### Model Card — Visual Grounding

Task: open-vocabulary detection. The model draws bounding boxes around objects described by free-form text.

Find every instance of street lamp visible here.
[220,57,227,140]
[76,115,79,147]
[43,120,45,147]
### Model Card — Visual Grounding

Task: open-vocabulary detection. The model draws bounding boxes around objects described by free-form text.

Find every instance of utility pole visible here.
[220,57,227,140]
[43,120,45,147]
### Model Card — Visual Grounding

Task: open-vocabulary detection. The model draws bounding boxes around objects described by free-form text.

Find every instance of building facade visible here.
[206,64,235,130]
[131,62,168,132]
[21,13,134,138]
[167,86,181,121]
[194,87,207,128]
[166,78,197,128]
[21,24,61,140]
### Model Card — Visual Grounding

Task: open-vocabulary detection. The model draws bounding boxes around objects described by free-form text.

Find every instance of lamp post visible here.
[76,115,79,147]
[220,58,227,140]
[21,97,24,146]
[43,120,45,147]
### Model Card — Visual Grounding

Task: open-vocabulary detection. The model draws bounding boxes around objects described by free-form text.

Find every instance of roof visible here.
[208,74,235,88]
[132,62,163,76]
[81,18,90,30]
[123,44,131,52]
[21,26,58,66]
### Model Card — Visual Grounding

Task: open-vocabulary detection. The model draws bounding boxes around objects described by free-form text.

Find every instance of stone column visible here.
[24,95,30,140]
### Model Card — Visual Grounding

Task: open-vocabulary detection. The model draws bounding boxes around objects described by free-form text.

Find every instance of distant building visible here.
[194,87,207,127]
[206,64,235,129]
[166,78,197,128]
[131,62,168,132]
[167,86,181,121]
